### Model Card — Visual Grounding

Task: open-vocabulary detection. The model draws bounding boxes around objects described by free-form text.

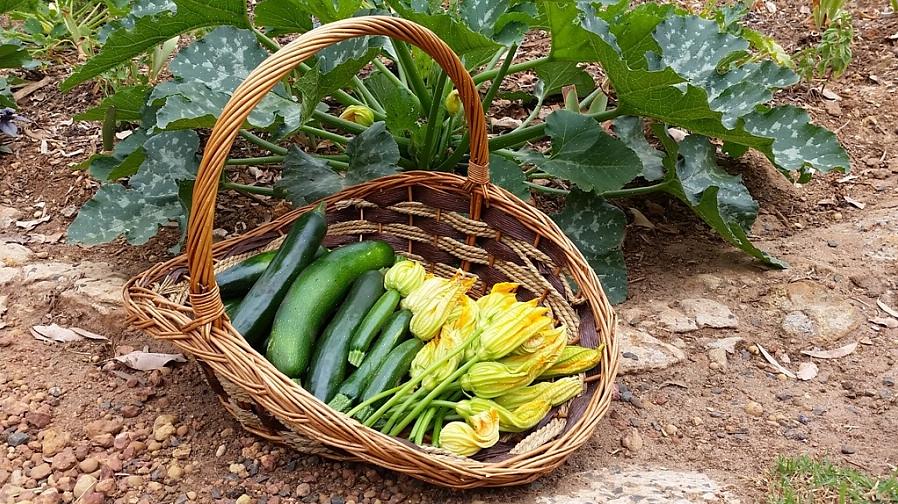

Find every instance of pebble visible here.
[215,444,226,457]
[41,429,70,455]
[30,463,52,480]
[841,445,856,454]
[125,475,143,488]
[663,424,678,436]
[884,377,895,387]
[783,428,808,441]
[84,418,123,438]
[236,495,253,504]
[744,401,764,417]
[73,474,97,499]
[708,348,727,370]
[121,404,141,418]
[187,491,197,500]
[296,483,311,497]
[7,431,29,446]
[79,457,99,473]
[95,479,115,494]
[51,449,77,471]
[167,463,184,481]
[621,428,643,452]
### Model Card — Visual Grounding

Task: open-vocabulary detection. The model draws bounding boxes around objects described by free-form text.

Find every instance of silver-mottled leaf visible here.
[613,116,664,181]
[743,105,850,174]
[552,189,628,304]
[489,155,529,200]
[365,72,421,135]
[344,122,400,185]
[460,0,508,34]
[275,147,343,205]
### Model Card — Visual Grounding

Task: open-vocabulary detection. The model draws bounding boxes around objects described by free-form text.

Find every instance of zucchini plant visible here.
[64,0,850,303]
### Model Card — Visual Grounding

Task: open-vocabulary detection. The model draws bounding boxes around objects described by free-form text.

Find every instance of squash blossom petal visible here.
[412,327,465,390]
[460,361,533,398]
[444,89,462,115]
[404,273,475,341]
[539,345,603,378]
[495,376,584,410]
[498,324,567,377]
[339,105,374,126]
[477,300,554,360]
[439,409,500,456]
[513,323,569,355]
[476,282,519,323]
[384,259,426,297]
[456,397,551,432]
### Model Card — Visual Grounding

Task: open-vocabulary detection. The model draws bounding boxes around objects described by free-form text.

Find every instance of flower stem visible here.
[220,181,275,196]
[388,359,478,436]
[239,130,288,155]
[599,181,671,199]
[345,385,404,419]
[421,71,449,169]
[488,107,623,151]
[393,40,431,112]
[481,44,517,113]
[226,155,285,166]
[473,56,549,85]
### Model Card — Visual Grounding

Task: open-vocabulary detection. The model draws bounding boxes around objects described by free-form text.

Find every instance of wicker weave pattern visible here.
[124,17,618,488]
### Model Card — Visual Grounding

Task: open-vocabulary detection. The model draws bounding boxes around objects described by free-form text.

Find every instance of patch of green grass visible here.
[768,455,898,503]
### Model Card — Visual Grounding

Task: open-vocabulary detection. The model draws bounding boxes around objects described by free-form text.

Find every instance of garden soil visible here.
[1,1,897,503]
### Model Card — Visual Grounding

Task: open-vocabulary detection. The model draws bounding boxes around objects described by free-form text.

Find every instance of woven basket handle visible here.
[186,16,490,297]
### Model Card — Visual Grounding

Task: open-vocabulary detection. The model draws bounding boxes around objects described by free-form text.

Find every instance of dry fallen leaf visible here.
[70,327,108,341]
[15,215,51,231]
[115,351,186,371]
[757,343,796,379]
[876,299,898,319]
[801,342,858,359]
[796,362,818,381]
[31,324,81,343]
[870,317,898,329]
[705,336,744,354]
[843,196,865,209]
[628,207,655,229]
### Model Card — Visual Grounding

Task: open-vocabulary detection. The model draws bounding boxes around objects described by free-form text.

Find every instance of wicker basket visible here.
[124,16,619,488]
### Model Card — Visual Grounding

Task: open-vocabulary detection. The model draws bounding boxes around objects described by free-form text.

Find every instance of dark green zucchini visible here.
[216,250,276,298]
[329,309,411,412]
[305,271,385,402]
[266,241,395,378]
[230,205,326,348]
[354,338,423,421]
[347,289,401,366]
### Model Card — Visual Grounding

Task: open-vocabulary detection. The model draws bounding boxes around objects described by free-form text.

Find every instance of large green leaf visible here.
[0,38,32,69]
[61,0,249,91]
[519,110,642,194]
[0,77,14,108]
[541,2,849,175]
[460,0,508,34]
[98,0,177,43]
[661,133,785,268]
[0,0,34,14]
[254,0,312,35]
[148,27,300,132]
[75,85,151,122]
[533,60,595,99]
[301,0,361,23]
[364,71,421,136]
[552,189,628,304]
[391,5,501,67]
[488,154,529,200]
[68,131,200,245]
[612,116,664,181]
[296,47,379,128]
[276,122,400,205]
[79,129,150,181]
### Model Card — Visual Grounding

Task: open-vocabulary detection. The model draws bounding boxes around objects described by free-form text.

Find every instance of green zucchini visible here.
[329,309,412,412]
[354,338,423,421]
[230,205,326,348]
[305,271,385,402]
[223,298,242,319]
[347,289,401,366]
[267,240,395,378]
[216,247,328,298]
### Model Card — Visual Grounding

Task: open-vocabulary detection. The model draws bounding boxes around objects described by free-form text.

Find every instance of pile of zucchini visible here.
[217,205,418,408]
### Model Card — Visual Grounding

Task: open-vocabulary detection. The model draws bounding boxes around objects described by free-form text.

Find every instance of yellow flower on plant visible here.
[384,258,426,297]
[439,409,500,457]
[339,105,374,126]
[539,345,603,378]
[444,89,462,115]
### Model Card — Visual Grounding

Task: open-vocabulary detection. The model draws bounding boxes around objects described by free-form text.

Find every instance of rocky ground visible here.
[2,0,898,503]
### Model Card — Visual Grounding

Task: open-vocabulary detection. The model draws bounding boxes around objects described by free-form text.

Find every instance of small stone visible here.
[744,401,764,417]
[678,298,739,328]
[663,424,678,436]
[48,386,63,397]
[841,445,856,455]
[187,491,197,500]
[153,423,176,442]
[91,434,114,448]
[215,444,226,457]
[236,495,253,504]
[783,428,808,441]
[30,463,52,480]
[41,429,70,455]
[7,431,29,446]
[26,412,52,429]
[74,475,97,499]
[296,483,311,497]
[621,428,643,452]
[658,308,699,333]
[167,463,184,482]
[708,348,728,369]
[94,479,115,494]
[35,488,62,504]
[51,449,77,471]
[120,405,140,418]
[884,377,895,387]
[84,419,123,438]
[125,475,143,488]
[618,326,686,374]
[78,458,99,474]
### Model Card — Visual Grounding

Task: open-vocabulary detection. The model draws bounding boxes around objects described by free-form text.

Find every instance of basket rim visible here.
[124,171,620,488]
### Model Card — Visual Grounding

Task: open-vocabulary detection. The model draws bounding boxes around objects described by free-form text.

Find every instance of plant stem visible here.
[515,95,544,131]
[300,125,349,145]
[346,385,405,419]
[351,76,386,115]
[393,40,431,112]
[388,360,478,436]
[239,130,288,155]
[428,400,458,409]
[473,56,549,85]
[489,107,623,151]
[252,27,281,53]
[372,58,404,89]
[312,110,411,147]
[220,181,275,196]
[524,182,569,195]
[599,181,671,199]
[226,155,285,166]
[431,407,447,447]
[481,44,517,113]
[421,71,449,169]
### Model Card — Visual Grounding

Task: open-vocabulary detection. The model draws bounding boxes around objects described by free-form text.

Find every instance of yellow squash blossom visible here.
[403,272,475,341]
[539,345,603,378]
[384,259,426,297]
[495,376,584,410]
[459,361,533,398]
[439,409,500,457]
[455,397,551,433]
[339,105,374,126]
[476,300,554,360]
